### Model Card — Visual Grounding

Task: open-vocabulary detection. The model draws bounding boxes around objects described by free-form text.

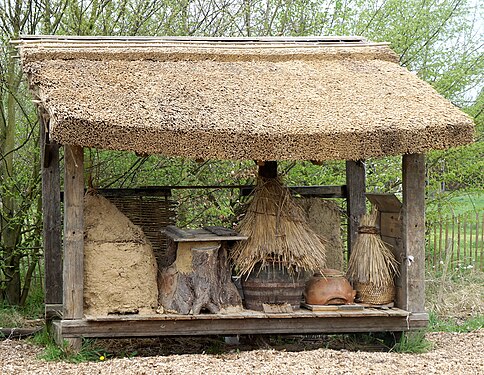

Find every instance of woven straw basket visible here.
[355,281,395,305]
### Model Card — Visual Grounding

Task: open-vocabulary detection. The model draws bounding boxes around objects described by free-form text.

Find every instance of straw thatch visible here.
[346,209,399,287]
[230,177,326,276]
[18,36,474,161]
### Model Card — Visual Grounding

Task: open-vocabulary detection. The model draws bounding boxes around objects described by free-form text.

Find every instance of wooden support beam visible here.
[402,154,426,314]
[57,314,412,339]
[63,145,84,351]
[346,161,366,257]
[39,110,63,316]
[95,187,172,197]
[240,185,347,198]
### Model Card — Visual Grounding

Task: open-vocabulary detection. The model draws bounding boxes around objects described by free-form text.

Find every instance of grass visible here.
[428,312,483,332]
[0,286,44,328]
[393,268,483,354]
[392,331,434,353]
[392,274,482,354]
[0,304,28,327]
[425,268,483,321]
[29,328,108,363]
[427,190,484,218]
[447,191,484,216]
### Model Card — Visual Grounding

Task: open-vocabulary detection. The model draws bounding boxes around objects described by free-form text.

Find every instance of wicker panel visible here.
[100,193,177,267]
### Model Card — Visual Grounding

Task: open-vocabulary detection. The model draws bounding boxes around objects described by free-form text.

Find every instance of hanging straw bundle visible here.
[230,176,326,276]
[346,208,399,305]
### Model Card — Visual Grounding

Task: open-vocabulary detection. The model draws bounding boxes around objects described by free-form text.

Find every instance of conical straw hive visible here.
[230,177,326,276]
[346,208,399,304]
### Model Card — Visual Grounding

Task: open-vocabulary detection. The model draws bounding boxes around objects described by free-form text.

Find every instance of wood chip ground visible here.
[1,331,482,374]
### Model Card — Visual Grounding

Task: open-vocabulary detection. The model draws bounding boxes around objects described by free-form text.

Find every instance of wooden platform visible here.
[53,308,428,340]
[164,225,248,242]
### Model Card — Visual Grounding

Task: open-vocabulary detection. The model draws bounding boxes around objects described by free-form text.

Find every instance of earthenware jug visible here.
[304,269,356,305]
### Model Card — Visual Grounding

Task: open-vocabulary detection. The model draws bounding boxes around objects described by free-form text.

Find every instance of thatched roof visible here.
[18,36,474,161]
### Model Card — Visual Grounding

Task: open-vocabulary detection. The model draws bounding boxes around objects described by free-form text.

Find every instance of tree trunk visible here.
[1,45,21,305]
[158,242,242,315]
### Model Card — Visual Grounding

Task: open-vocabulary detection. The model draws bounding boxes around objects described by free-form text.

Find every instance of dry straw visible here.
[230,177,326,276]
[346,208,399,288]
[18,38,475,162]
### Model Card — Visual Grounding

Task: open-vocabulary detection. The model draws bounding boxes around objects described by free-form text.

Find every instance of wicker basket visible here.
[355,281,395,305]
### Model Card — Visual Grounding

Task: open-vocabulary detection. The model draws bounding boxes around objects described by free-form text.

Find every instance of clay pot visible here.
[304,269,356,305]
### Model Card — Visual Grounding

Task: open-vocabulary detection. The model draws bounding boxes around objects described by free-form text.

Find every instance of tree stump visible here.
[158,242,242,314]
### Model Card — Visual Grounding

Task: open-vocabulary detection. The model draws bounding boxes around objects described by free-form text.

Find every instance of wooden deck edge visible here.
[52,321,64,346]
[408,312,429,330]
[59,315,411,339]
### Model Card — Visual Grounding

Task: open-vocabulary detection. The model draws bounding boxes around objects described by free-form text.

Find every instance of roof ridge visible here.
[16,35,370,43]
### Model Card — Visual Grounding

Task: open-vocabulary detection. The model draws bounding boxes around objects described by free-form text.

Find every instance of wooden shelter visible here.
[17,36,474,349]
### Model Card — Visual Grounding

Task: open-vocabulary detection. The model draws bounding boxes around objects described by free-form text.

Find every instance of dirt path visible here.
[1,331,482,375]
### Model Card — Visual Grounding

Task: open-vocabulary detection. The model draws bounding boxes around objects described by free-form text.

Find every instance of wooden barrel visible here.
[241,263,306,311]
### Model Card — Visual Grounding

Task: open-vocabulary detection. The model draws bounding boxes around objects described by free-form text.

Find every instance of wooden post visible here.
[475,212,479,267]
[456,216,461,269]
[39,110,62,319]
[402,154,426,315]
[258,161,278,178]
[345,160,366,258]
[63,145,84,351]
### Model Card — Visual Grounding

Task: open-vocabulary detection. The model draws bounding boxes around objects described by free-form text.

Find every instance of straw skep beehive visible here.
[346,209,399,305]
[17,36,474,161]
[230,176,326,276]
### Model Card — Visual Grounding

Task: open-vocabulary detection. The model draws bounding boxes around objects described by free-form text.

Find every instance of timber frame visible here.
[41,126,428,350]
[15,34,475,354]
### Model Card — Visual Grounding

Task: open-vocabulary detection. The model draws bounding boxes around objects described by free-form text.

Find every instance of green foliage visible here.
[0,281,43,326]
[0,303,25,327]
[448,192,484,215]
[357,0,483,104]
[282,160,346,186]
[426,190,484,224]
[427,91,483,200]
[30,329,108,363]
[366,156,403,193]
[392,330,434,353]
[16,281,44,318]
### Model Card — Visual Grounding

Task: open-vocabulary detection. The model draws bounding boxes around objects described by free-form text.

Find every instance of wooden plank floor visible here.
[84,307,409,321]
[55,308,425,339]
